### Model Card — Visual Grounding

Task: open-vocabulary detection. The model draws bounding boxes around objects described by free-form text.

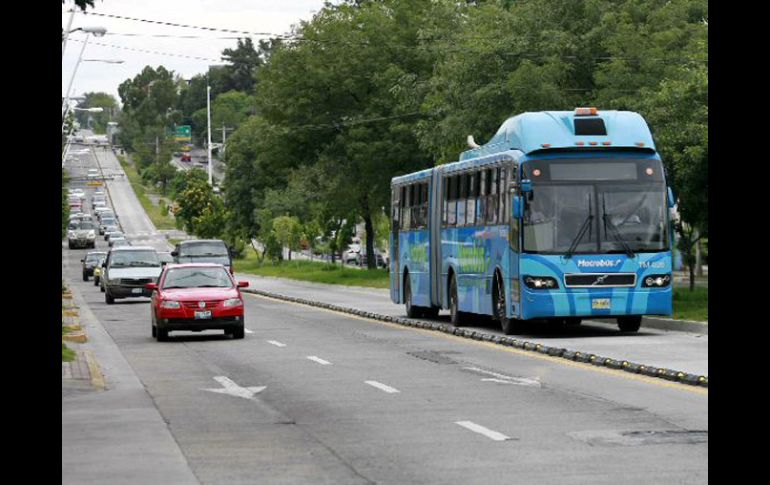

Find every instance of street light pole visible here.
[207,85,213,186]
[62,8,76,60]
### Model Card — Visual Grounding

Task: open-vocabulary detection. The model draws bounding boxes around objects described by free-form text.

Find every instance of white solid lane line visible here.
[455,421,512,442]
[364,381,400,394]
[307,356,332,365]
[245,329,254,334]
[266,340,285,347]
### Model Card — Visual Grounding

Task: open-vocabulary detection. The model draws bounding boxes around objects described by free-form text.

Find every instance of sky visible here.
[62,0,334,104]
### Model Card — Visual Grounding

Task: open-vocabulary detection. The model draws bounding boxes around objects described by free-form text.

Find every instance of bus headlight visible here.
[642,274,671,288]
[523,276,559,290]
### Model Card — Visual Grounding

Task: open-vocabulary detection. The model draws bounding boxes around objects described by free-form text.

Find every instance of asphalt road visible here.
[63,144,708,484]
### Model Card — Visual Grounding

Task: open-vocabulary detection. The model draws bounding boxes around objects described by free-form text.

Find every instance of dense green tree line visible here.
[115,0,708,277]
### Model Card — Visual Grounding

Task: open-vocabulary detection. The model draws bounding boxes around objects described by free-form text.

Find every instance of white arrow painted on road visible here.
[463,367,541,387]
[201,376,266,400]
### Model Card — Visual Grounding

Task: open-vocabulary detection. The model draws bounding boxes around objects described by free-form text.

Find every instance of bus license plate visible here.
[195,311,212,319]
[592,298,611,310]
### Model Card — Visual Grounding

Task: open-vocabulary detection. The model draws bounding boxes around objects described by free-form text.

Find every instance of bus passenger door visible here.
[430,171,443,308]
[390,187,401,303]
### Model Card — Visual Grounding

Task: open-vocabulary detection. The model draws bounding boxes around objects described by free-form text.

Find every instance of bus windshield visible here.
[522,158,668,254]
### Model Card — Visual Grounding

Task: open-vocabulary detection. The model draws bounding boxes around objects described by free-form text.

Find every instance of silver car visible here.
[101,247,162,304]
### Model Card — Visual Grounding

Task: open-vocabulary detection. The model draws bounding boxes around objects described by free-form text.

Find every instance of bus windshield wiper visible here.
[602,196,635,258]
[565,197,593,259]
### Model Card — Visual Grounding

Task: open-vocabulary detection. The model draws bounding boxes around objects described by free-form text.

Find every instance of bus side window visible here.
[467,172,477,226]
[421,182,429,229]
[448,175,457,226]
[499,167,507,224]
[404,184,411,230]
[478,170,487,225]
[410,184,419,229]
[392,187,399,231]
[457,173,468,226]
[442,177,448,227]
[487,168,498,225]
[473,170,483,226]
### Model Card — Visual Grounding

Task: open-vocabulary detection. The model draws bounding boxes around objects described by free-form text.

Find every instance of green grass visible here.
[117,155,177,230]
[62,343,76,362]
[672,287,708,322]
[235,248,389,289]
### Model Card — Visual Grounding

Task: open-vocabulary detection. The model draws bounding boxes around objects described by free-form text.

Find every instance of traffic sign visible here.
[175,125,192,142]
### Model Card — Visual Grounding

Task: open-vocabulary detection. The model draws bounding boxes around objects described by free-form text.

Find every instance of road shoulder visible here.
[62,282,199,485]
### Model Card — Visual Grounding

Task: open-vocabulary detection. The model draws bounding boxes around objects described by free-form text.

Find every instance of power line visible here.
[80,11,289,38]
[68,38,221,62]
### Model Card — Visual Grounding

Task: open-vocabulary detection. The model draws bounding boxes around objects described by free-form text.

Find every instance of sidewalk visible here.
[62,284,198,485]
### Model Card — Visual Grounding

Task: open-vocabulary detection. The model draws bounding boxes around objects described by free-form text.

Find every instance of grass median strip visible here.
[672,287,708,322]
[235,249,389,289]
[117,155,177,230]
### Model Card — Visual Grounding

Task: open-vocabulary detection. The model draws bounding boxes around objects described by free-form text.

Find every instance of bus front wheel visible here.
[494,273,521,335]
[617,316,642,332]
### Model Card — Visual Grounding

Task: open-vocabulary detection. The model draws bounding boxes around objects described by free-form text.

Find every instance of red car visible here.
[147,263,249,341]
[181,153,192,162]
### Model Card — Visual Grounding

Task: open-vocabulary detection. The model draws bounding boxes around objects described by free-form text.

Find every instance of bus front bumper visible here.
[519,287,672,320]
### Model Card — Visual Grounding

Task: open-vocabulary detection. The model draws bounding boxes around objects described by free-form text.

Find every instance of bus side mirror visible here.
[667,187,675,208]
[520,179,532,193]
[512,196,524,219]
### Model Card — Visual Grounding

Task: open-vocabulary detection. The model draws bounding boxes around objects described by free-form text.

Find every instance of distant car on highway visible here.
[87,168,99,180]
[81,251,107,281]
[101,246,162,304]
[343,244,361,265]
[181,153,191,162]
[107,232,126,247]
[111,239,131,248]
[147,263,249,341]
[172,239,234,274]
[103,226,120,240]
[68,219,97,249]
[100,218,118,235]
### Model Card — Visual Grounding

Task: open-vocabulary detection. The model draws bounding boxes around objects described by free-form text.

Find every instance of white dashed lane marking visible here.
[364,381,400,394]
[266,340,285,347]
[307,356,332,365]
[455,421,512,442]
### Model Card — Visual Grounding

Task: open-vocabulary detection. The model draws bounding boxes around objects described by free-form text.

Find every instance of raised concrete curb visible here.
[641,317,708,334]
[242,287,708,389]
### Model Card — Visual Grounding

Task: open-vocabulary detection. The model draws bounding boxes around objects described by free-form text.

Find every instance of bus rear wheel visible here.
[449,276,464,327]
[617,316,642,332]
[404,276,421,318]
[494,273,520,335]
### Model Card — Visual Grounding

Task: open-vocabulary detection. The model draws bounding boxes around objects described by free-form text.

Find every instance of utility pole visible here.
[156,136,160,164]
[207,85,213,186]
[219,124,234,159]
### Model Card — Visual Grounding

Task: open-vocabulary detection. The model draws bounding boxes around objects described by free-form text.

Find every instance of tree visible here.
[220,38,263,94]
[272,216,302,261]
[252,0,449,268]
[174,171,221,235]
[75,92,118,134]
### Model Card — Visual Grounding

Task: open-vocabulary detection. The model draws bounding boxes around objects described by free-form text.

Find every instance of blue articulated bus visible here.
[390,108,675,334]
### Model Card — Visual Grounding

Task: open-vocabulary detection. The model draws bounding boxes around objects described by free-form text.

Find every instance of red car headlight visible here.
[160,300,181,309]
[223,298,243,308]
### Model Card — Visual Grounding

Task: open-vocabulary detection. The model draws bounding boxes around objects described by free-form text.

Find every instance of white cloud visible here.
[62,0,332,102]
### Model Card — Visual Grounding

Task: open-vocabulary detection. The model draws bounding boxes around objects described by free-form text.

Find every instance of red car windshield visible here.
[162,267,233,289]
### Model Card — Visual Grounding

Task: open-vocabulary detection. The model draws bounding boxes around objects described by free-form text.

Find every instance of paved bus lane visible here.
[63,236,706,484]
